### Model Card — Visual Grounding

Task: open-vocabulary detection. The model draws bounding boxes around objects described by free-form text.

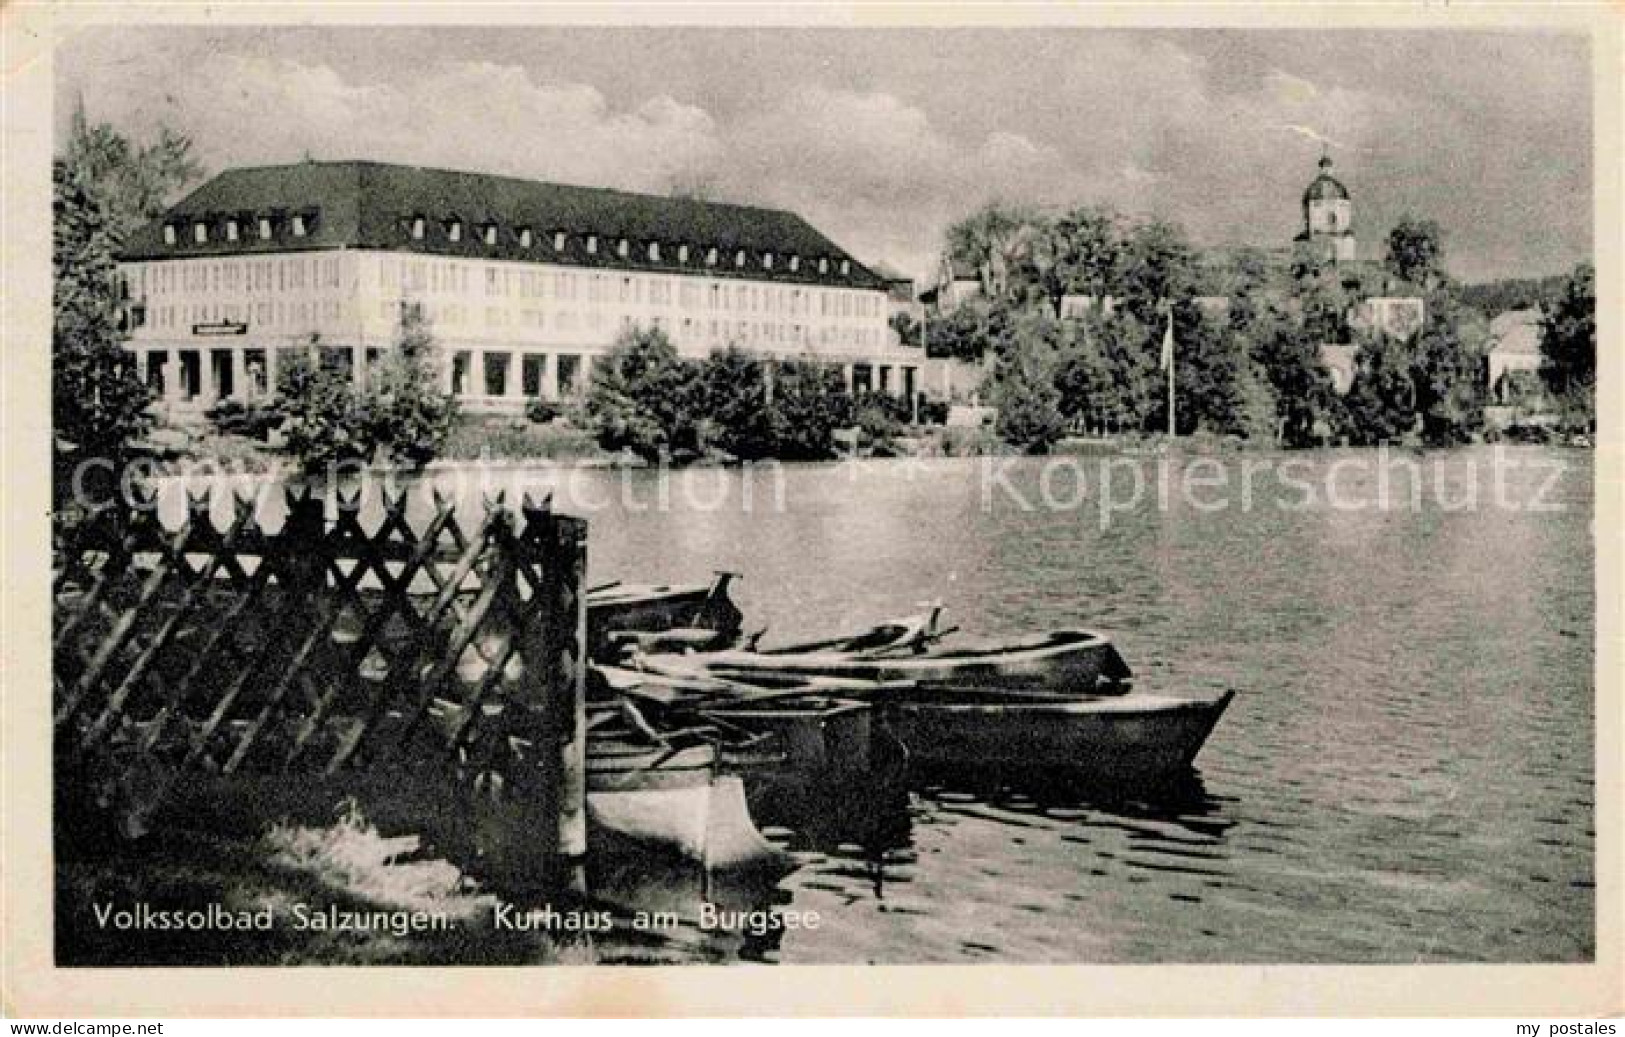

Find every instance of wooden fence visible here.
[52,482,589,893]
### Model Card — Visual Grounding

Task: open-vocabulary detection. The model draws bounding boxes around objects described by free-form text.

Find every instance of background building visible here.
[118,160,917,417]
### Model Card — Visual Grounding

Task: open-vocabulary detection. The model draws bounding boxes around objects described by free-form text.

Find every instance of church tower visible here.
[1297,153,1357,262]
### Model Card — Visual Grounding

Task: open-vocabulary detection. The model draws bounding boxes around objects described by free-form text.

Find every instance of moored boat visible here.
[872,686,1235,780]
[593,664,876,781]
[586,572,744,661]
[585,736,786,874]
[638,628,1133,696]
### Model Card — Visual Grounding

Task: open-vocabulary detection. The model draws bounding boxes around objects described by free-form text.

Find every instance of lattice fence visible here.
[52,482,588,889]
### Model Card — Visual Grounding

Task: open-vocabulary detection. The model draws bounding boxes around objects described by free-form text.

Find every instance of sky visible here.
[56,26,1593,284]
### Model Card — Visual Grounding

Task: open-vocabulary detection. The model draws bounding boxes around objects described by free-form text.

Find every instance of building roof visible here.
[1488,308,1543,355]
[120,159,884,290]
[1302,155,1350,205]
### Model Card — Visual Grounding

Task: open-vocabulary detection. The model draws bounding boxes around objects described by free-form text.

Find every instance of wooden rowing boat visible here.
[871,686,1235,779]
[592,665,875,781]
[638,628,1133,696]
[586,572,744,660]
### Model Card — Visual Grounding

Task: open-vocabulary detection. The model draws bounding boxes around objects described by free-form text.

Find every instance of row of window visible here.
[158,208,863,282]
[400,214,856,278]
[379,257,884,318]
[381,298,885,348]
[138,342,915,403]
[163,211,314,246]
[130,256,344,297]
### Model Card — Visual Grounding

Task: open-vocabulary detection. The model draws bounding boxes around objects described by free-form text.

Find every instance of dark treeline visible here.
[584,329,917,463]
[919,202,1594,451]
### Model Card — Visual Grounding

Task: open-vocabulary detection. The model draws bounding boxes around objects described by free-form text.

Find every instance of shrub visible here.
[765,360,854,460]
[205,399,283,440]
[525,397,560,424]
[272,308,457,473]
[694,347,775,460]
[273,351,371,472]
[584,328,700,462]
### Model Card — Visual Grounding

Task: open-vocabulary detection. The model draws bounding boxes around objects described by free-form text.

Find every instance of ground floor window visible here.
[484,351,511,397]
[557,354,582,396]
[245,348,267,396]
[852,363,872,395]
[146,351,167,394]
[210,349,234,400]
[319,346,352,377]
[522,353,546,397]
[451,351,471,395]
[179,350,201,400]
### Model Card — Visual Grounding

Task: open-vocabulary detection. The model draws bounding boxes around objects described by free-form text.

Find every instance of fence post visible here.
[522,505,589,893]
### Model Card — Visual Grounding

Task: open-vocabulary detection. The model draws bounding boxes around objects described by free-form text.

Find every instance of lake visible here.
[158,444,1596,963]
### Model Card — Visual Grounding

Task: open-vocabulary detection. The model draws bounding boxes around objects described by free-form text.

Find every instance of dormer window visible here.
[259,217,274,240]
[615,238,629,258]
[789,255,800,272]
[840,259,851,276]
[678,244,690,264]
[818,258,829,274]
[763,252,774,269]
[553,231,567,251]
[292,214,309,238]
[587,235,598,254]
[447,220,462,243]
[648,242,661,261]
[483,224,499,246]
[519,228,533,248]
[193,222,208,244]
[706,247,719,267]
[735,249,746,268]
[226,219,240,242]
[411,216,426,240]
[163,224,177,245]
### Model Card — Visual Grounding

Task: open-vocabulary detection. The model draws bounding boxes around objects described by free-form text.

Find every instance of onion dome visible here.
[1303,154,1350,205]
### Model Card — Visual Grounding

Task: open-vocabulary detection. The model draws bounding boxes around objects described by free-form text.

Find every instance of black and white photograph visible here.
[3,1,1619,1019]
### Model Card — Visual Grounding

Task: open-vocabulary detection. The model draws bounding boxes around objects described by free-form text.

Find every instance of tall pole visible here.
[1164,305,1176,440]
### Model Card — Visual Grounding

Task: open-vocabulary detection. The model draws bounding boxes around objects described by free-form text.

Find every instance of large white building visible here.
[118,160,919,416]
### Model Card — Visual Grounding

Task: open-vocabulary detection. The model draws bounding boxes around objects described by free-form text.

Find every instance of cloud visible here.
[77,54,724,194]
[60,28,1592,282]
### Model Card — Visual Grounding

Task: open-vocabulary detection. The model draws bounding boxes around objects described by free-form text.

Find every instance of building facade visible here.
[118,161,917,416]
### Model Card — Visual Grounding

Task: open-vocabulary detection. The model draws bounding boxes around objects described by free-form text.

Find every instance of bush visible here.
[272,309,457,473]
[273,352,371,472]
[584,328,699,462]
[525,397,560,424]
[764,359,854,460]
[364,348,459,467]
[205,399,283,440]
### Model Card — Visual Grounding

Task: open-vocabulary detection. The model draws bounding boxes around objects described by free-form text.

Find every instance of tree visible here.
[1409,295,1486,446]
[585,327,699,462]
[945,201,1041,301]
[764,360,854,461]
[53,160,152,475]
[693,346,775,460]
[273,347,370,474]
[923,297,996,362]
[1020,204,1123,318]
[1118,218,1200,325]
[1538,262,1595,427]
[364,306,459,466]
[990,313,1065,452]
[1246,305,1339,447]
[1384,216,1446,291]
[1342,333,1417,445]
[62,100,204,242]
[888,311,923,349]
[1164,311,1275,439]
